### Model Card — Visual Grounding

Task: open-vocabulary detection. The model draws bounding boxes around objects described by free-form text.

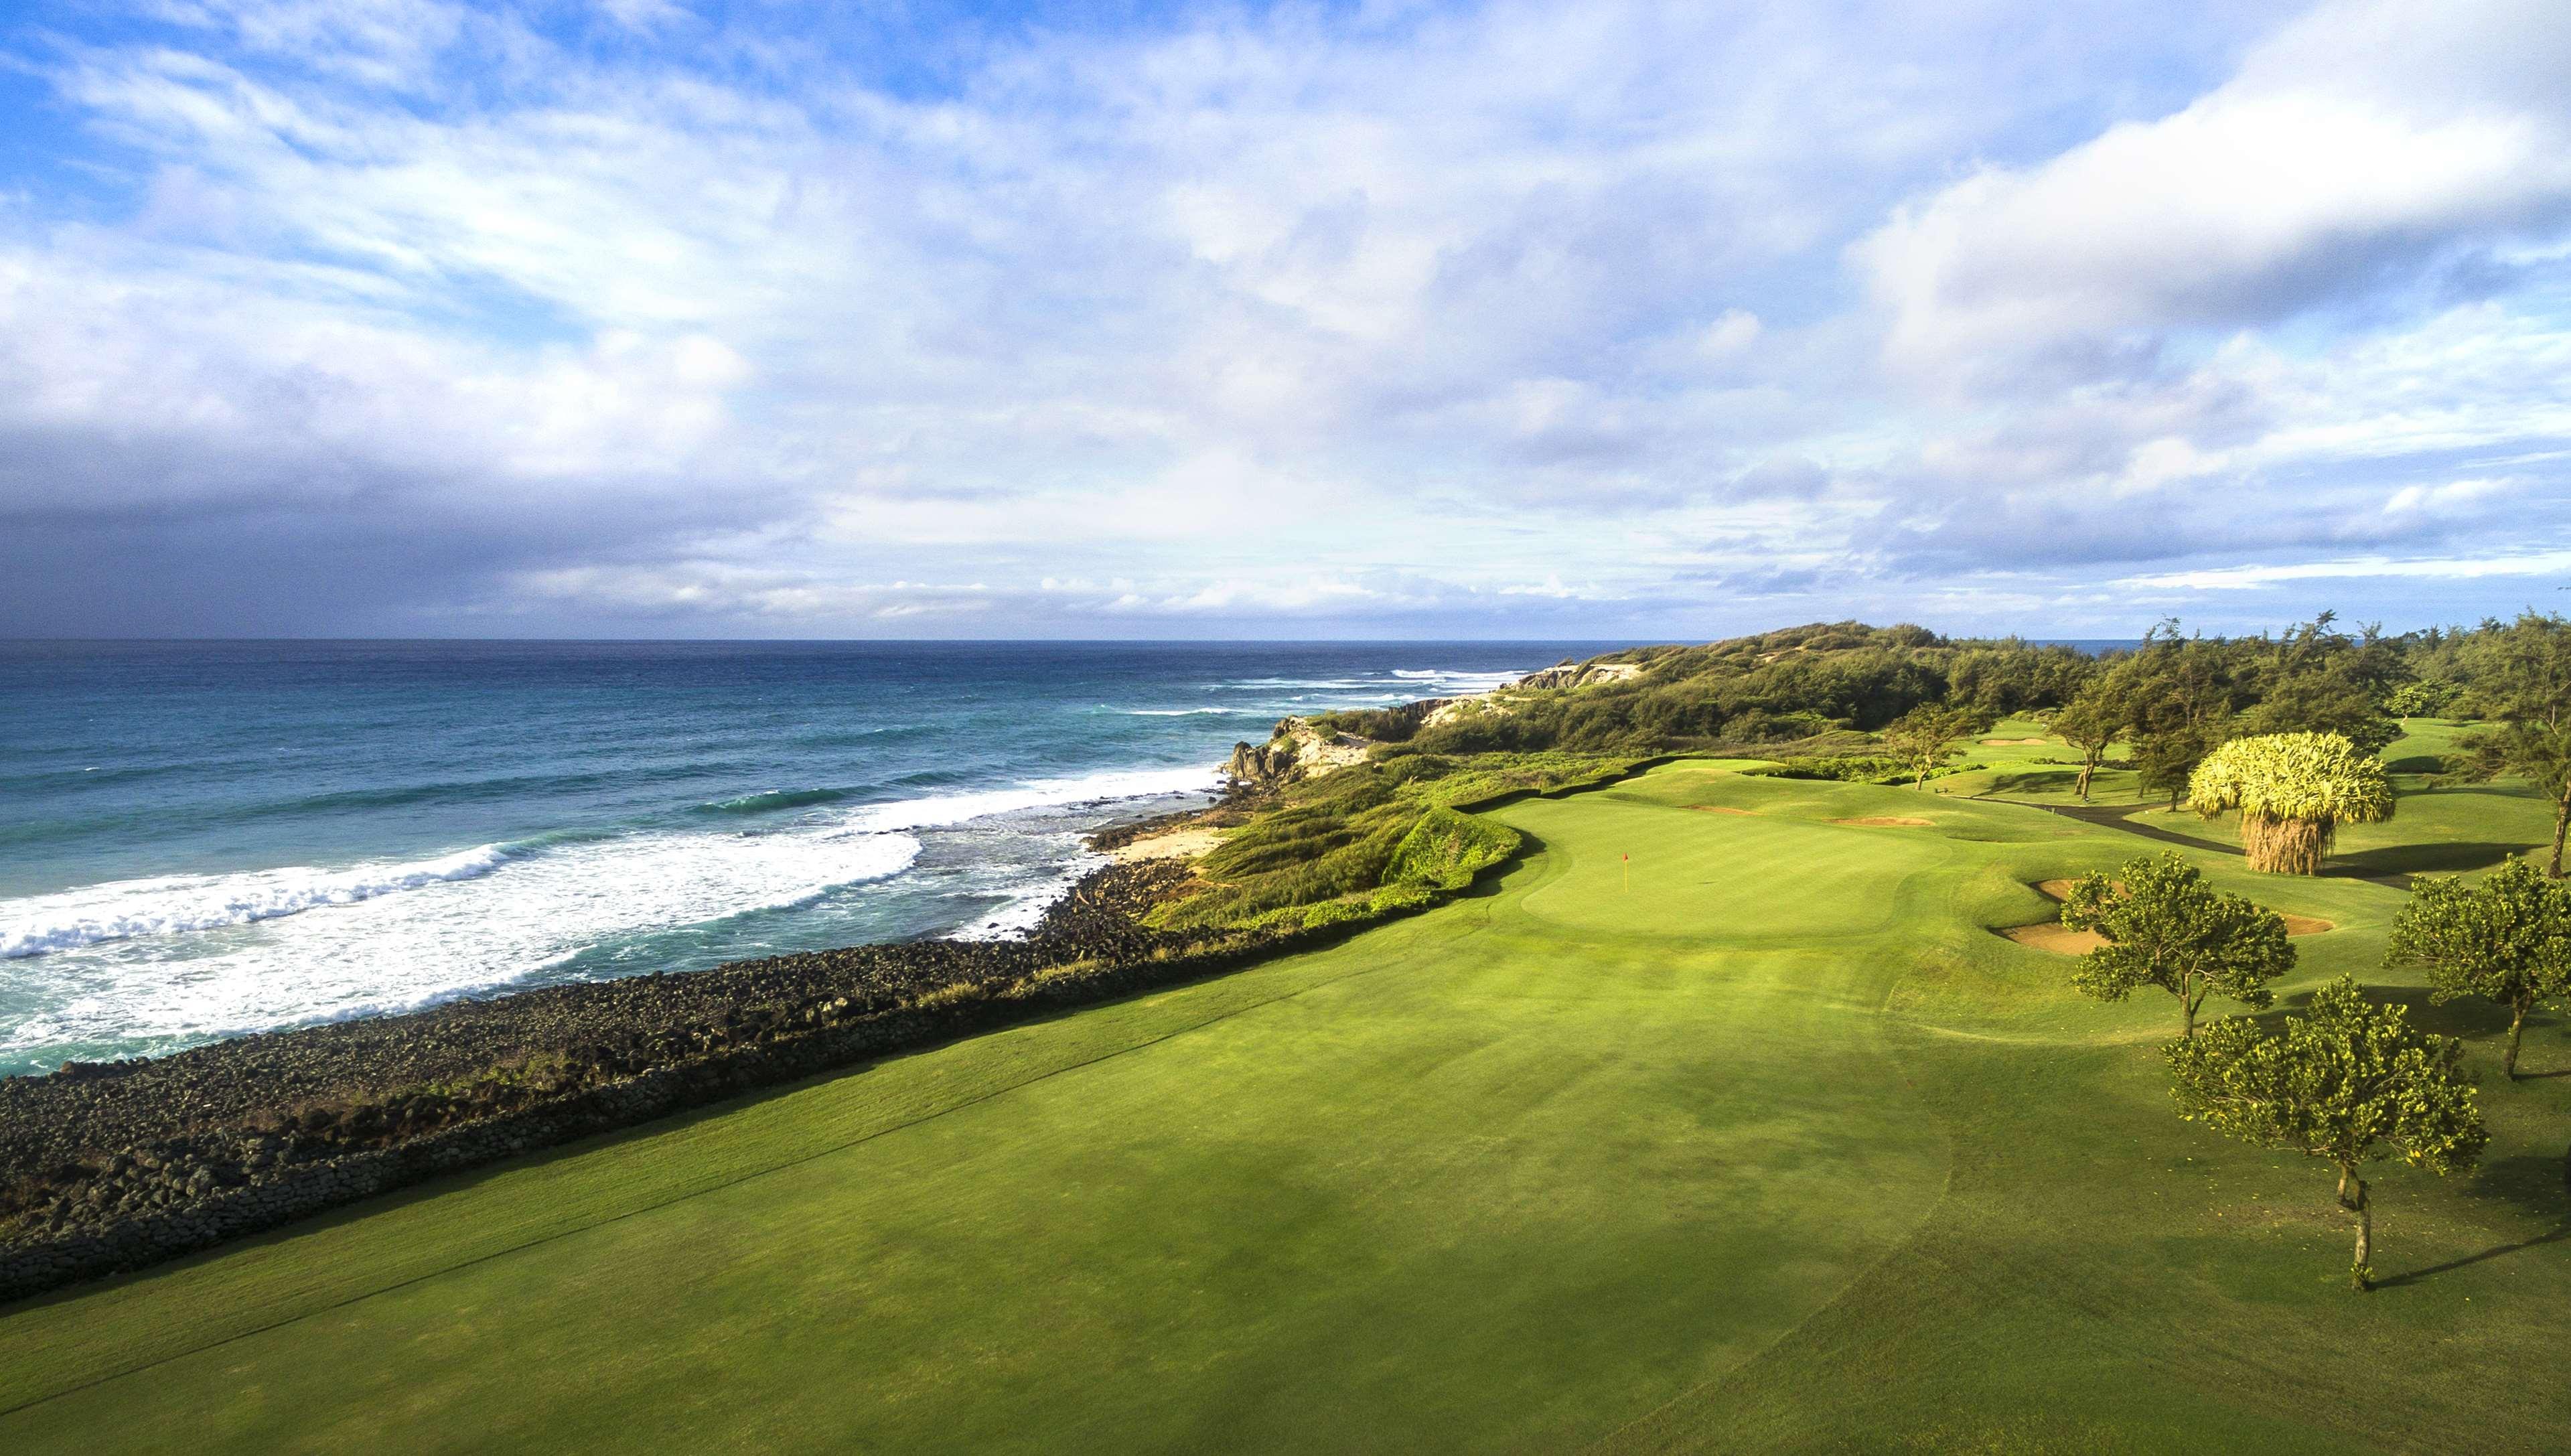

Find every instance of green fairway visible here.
[5,763,2567,1453]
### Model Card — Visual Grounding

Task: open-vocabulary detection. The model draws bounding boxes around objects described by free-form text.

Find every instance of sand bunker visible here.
[1980,737,2050,745]
[1692,806,1759,816]
[1109,827,1227,864]
[1834,816,1931,827]
[2008,879,2333,953]
[1999,924,2106,954]
[2030,878,2330,934]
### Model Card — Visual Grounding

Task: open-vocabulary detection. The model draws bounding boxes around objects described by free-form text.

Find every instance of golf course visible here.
[3,736,2566,1453]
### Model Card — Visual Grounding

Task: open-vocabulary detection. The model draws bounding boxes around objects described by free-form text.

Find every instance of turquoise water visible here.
[0,640,1602,1073]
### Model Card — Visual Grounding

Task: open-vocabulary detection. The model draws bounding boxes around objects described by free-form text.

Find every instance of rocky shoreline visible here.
[0,851,1252,1304]
[0,658,1611,1305]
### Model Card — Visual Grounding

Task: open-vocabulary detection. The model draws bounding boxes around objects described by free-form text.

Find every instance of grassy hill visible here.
[3,761,2566,1452]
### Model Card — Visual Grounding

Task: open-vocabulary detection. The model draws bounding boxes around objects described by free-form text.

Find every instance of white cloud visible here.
[1858,0,2571,379]
[2119,549,2571,591]
[0,0,2566,637]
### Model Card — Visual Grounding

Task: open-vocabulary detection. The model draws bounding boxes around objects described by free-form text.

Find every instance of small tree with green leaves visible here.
[2462,723,2571,879]
[2188,731,2394,874]
[2385,857,2571,1078]
[2051,679,2127,802]
[2454,613,2571,877]
[1879,705,1978,790]
[2385,679,2459,718]
[2134,719,2225,812]
[2166,976,2485,1290]
[2060,853,2295,1037]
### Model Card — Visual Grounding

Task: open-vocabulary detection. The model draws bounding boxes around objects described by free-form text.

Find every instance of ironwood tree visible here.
[2457,611,2571,878]
[2051,678,2128,802]
[1879,705,1979,790]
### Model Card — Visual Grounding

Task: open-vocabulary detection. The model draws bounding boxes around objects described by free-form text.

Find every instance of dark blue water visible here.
[0,640,1605,1073]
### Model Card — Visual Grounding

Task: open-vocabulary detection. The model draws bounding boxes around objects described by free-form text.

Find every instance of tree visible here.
[2060,853,2295,1037]
[2237,611,2406,757]
[2454,611,2571,878]
[2188,732,2394,875]
[2051,679,2128,802]
[2134,718,2226,812]
[2385,857,2571,1078]
[1879,705,1978,790]
[2114,620,2244,810]
[2385,679,2460,718]
[2166,976,2485,1290]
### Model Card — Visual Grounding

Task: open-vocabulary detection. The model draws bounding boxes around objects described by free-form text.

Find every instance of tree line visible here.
[1327,610,2571,878]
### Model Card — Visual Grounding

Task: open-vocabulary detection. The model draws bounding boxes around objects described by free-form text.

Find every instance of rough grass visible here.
[3,763,2566,1453]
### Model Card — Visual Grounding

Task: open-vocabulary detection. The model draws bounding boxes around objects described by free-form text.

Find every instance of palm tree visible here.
[2188,732,2394,875]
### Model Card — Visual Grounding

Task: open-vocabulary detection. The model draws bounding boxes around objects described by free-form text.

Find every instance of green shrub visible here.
[1384,806,1521,891]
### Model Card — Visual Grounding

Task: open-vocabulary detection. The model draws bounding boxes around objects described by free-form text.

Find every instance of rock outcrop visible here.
[1226,717,1374,791]
[1512,659,1643,691]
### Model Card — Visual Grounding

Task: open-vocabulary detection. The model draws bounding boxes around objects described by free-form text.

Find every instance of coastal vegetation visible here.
[6,758,2566,1450]
[2387,858,2571,1079]
[2450,611,2571,877]
[7,613,2571,1449]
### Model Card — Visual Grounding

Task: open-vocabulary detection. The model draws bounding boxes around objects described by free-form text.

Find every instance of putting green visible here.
[3,761,2566,1453]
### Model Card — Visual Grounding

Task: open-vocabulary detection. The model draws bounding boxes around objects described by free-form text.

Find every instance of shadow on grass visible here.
[2377,1224,2571,1289]
[2326,842,2533,879]
[1459,828,1546,901]
[2377,1142,2571,1289]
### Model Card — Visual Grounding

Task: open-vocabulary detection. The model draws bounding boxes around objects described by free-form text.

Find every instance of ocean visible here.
[0,640,1609,1076]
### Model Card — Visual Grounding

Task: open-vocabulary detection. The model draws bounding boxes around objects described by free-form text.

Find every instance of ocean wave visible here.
[1112,707,1268,717]
[841,763,1223,834]
[700,786,853,814]
[0,843,520,960]
[947,853,1105,942]
[0,827,926,1059]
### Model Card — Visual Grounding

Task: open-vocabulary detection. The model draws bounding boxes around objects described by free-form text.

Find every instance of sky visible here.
[1,0,2566,641]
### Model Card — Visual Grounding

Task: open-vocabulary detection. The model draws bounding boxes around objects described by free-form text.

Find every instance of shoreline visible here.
[0,847,1264,1303]
[0,774,1231,1080]
[0,659,1570,1301]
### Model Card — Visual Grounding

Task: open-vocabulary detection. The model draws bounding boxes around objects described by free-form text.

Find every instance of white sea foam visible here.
[947,850,1108,943]
[0,758,1226,1064]
[1217,667,1533,699]
[0,827,924,1060]
[1,843,517,959]
[840,763,1222,834]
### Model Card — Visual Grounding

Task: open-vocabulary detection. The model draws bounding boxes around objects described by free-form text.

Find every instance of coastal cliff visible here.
[1224,656,1640,791]
[1224,717,1377,791]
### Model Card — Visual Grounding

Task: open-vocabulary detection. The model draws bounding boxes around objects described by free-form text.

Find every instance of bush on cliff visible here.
[1155,751,1626,930]
[1384,806,1520,891]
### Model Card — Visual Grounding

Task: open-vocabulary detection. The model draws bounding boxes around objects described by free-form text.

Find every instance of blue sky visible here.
[1,0,2566,639]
